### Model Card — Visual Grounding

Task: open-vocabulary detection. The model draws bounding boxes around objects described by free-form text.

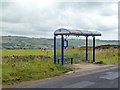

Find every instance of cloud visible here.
[1,1,118,40]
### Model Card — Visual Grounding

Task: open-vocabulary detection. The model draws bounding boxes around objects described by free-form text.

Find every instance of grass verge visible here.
[2,57,73,85]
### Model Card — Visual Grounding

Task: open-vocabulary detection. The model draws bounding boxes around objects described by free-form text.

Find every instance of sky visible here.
[0,0,118,40]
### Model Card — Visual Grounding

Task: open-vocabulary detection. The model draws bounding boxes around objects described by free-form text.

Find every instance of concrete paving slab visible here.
[64,63,115,73]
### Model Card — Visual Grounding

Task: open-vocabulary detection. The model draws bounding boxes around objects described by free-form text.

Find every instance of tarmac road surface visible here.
[18,66,119,88]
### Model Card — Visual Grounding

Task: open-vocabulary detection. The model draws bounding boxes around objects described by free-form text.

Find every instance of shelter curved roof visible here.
[54,28,101,36]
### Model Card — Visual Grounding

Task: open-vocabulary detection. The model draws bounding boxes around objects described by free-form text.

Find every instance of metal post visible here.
[71,58,73,64]
[58,59,60,64]
[61,35,64,65]
[86,36,88,62]
[54,35,56,64]
[93,36,95,63]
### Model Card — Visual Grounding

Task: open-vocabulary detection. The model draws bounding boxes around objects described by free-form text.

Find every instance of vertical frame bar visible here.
[93,36,95,63]
[71,58,73,64]
[54,35,56,64]
[86,36,88,62]
[58,59,60,64]
[61,35,64,65]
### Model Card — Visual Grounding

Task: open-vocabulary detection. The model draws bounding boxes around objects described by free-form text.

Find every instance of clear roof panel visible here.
[54,28,70,34]
[81,31,92,35]
[67,29,83,34]
[54,28,101,36]
[90,31,101,35]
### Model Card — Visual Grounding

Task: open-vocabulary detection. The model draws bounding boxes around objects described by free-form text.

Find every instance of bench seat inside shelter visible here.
[58,57,73,64]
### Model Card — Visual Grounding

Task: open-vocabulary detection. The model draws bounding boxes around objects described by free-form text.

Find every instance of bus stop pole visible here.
[86,36,88,62]
[54,35,56,64]
[61,35,64,65]
[93,36,95,63]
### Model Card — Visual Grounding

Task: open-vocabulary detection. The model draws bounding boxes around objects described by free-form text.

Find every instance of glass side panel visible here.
[64,36,93,63]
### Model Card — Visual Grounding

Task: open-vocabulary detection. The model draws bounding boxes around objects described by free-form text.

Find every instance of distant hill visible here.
[0,36,118,49]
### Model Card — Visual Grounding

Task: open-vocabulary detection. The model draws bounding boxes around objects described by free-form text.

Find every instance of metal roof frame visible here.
[54,28,101,36]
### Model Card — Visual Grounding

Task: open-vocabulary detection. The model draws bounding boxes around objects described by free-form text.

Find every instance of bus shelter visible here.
[54,28,101,65]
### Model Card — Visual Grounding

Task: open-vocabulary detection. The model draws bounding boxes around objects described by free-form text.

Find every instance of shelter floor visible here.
[64,63,115,73]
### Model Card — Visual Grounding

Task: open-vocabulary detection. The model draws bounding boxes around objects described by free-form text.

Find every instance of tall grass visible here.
[2,48,119,64]
[64,48,118,64]
[96,48,118,64]
[2,57,73,85]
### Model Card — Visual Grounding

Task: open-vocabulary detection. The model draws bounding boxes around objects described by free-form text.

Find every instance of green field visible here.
[2,48,119,85]
[2,49,54,56]
[2,48,118,64]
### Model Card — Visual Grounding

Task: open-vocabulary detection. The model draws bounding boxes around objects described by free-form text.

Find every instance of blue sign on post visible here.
[64,39,68,49]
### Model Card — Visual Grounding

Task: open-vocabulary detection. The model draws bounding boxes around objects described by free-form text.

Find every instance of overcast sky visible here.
[1,0,118,40]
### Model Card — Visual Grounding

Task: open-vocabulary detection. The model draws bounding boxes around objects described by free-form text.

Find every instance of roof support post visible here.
[61,35,64,65]
[93,36,95,63]
[86,36,88,62]
[54,35,56,64]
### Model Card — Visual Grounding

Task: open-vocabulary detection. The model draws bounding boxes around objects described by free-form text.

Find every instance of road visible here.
[18,66,119,88]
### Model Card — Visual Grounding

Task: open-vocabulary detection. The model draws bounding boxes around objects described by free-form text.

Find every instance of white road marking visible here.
[62,81,95,88]
[100,72,119,80]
